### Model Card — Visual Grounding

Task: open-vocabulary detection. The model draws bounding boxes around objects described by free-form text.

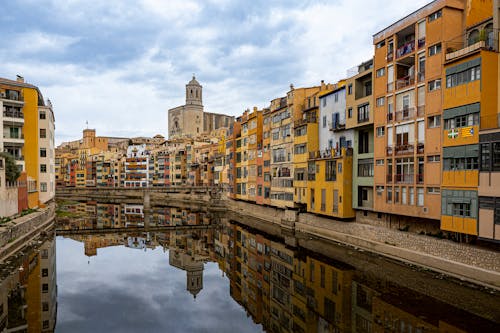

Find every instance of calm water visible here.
[1,202,499,332]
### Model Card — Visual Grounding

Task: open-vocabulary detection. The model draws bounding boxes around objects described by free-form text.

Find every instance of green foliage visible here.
[0,152,21,182]
[20,208,37,216]
[0,216,11,224]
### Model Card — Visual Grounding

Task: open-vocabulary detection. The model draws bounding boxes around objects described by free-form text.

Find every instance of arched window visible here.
[468,29,479,46]
[196,89,198,98]
[190,89,193,97]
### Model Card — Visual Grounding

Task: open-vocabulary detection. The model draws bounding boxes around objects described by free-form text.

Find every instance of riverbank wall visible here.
[0,203,55,262]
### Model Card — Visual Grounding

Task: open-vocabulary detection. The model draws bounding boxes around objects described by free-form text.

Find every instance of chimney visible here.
[290,83,294,90]
[321,80,325,89]
[16,75,24,83]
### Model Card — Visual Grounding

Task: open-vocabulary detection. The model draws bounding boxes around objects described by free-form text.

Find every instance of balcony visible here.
[417,142,424,154]
[395,75,415,90]
[387,82,394,93]
[395,144,414,155]
[328,121,345,132]
[417,173,424,184]
[395,107,415,121]
[386,146,393,156]
[417,106,425,117]
[387,113,394,122]
[396,40,415,59]
[0,91,24,103]
[395,174,414,184]
[3,133,24,145]
[386,174,393,183]
[418,37,426,49]
[294,116,317,128]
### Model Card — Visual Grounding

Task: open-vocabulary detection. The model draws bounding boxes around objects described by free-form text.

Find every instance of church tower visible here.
[186,261,204,299]
[186,76,202,106]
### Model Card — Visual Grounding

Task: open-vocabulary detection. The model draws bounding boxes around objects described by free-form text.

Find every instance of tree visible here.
[0,152,21,183]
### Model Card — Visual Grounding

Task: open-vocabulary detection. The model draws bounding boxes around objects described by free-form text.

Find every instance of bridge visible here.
[56,224,218,236]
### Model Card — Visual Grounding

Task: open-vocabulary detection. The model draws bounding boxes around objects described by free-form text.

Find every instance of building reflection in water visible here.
[56,202,499,332]
[0,235,57,332]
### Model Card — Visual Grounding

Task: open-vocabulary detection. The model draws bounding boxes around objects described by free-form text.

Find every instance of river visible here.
[0,201,498,332]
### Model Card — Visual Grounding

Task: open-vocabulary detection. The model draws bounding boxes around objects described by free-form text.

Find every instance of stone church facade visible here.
[168,76,234,139]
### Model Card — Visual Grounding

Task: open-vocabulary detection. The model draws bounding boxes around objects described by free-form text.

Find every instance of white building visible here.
[124,144,150,187]
[38,100,55,203]
[318,86,354,153]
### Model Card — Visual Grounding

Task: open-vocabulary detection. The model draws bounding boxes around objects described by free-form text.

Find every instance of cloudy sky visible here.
[0,0,429,144]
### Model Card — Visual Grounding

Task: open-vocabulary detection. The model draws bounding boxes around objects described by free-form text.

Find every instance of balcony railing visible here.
[395,144,414,155]
[417,106,425,117]
[386,146,393,156]
[396,76,415,90]
[395,107,415,121]
[417,72,425,83]
[387,52,394,62]
[3,133,24,140]
[3,109,24,118]
[417,142,424,154]
[417,173,424,183]
[395,174,414,184]
[387,82,394,93]
[357,115,370,124]
[1,92,24,102]
[386,174,393,183]
[396,40,415,59]
[294,117,316,127]
[328,121,345,132]
[418,37,426,49]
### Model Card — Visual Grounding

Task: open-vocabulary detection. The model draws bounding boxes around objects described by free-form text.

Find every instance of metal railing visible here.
[395,174,414,183]
[395,144,414,155]
[395,107,415,121]
[3,109,24,118]
[396,76,415,90]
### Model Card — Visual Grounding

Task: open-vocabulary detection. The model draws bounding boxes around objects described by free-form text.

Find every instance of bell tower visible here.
[186,75,202,106]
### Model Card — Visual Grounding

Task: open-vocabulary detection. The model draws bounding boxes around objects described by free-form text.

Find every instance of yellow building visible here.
[440,0,499,239]
[307,147,355,218]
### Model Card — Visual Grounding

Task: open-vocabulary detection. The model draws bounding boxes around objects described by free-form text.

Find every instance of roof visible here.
[0,77,46,106]
[187,75,201,86]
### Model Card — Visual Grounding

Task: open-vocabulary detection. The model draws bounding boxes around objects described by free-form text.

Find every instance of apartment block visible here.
[345,60,375,213]
[441,0,500,240]
[373,0,466,227]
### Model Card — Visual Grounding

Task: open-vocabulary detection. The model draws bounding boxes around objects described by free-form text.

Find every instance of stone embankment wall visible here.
[0,203,55,260]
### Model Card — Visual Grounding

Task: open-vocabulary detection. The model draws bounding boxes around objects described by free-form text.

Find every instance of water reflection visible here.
[53,201,500,332]
[0,235,57,332]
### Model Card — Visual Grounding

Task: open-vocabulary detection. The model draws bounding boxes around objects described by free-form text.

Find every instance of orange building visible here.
[372,0,466,229]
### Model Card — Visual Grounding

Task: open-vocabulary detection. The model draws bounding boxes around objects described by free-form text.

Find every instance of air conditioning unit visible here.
[422,206,428,213]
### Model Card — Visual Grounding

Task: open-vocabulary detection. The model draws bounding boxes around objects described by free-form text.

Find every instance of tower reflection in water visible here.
[56,201,499,332]
[0,235,57,332]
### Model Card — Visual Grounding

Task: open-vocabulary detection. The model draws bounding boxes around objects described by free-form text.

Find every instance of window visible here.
[376,40,386,48]
[325,160,336,181]
[42,268,48,277]
[348,84,353,95]
[446,65,481,88]
[427,187,440,194]
[443,157,479,170]
[43,320,49,329]
[334,93,339,102]
[43,302,49,311]
[376,97,385,107]
[453,203,471,217]
[323,116,327,128]
[376,126,385,137]
[358,104,370,123]
[427,155,440,162]
[322,98,327,107]
[40,111,46,119]
[428,43,442,56]
[40,164,47,173]
[42,283,49,293]
[481,142,500,171]
[387,187,393,203]
[428,10,442,22]
[428,115,441,128]
[428,79,441,91]
[359,130,370,154]
[40,182,47,192]
[376,68,385,77]
[358,159,374,177]
[294,143,306,155]
[40,128,47,138]
[444,113,479,129]
[417,187,424,206]
[40,148,47,157]
[348,107,353,118]
[376,186,384,195]
[376,159,384,166]
[295,126,307,136]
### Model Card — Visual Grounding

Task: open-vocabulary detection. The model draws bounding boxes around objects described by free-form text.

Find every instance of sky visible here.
[0,0,430,144]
